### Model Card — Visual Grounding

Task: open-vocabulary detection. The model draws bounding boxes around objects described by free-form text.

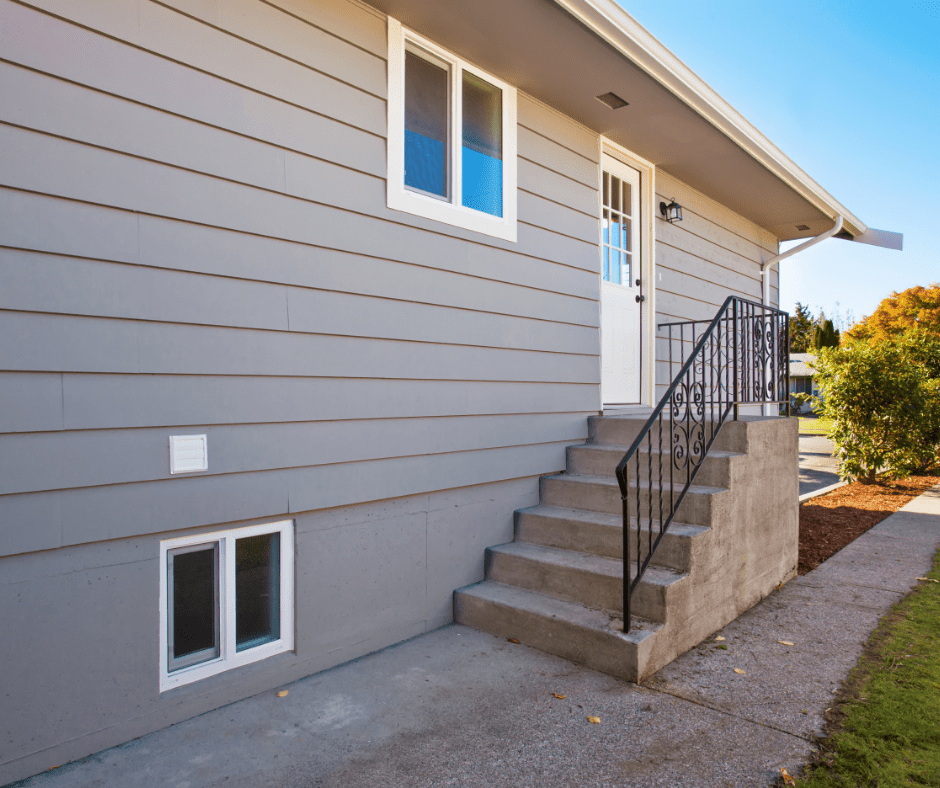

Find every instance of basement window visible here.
[386,18,517,242]
[159,520,294,690]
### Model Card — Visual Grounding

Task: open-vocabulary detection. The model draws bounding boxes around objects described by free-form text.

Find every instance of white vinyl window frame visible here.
[158,520,294,691]
[387,17,518,242]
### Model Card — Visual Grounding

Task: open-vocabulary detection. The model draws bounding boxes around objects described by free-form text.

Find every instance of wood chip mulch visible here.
[798,473,940,575]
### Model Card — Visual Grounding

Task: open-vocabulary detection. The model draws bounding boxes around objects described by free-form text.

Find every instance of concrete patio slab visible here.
[8,484,940,788]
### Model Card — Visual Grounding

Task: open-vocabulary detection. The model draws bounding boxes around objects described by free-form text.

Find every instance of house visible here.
[790,353,820,413]
[0,0,901,783]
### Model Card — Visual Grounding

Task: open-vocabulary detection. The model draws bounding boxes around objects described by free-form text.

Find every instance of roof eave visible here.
[557,0,869,238]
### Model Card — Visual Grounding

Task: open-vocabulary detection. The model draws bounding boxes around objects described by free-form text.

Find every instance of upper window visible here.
[387,18,517,242]
[159,520,294,691]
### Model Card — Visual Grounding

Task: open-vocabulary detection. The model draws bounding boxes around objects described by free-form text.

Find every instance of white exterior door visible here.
[600,155,642,405]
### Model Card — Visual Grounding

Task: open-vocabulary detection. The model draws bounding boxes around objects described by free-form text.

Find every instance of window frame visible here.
[387,17,518,242]
[158,520,294,691]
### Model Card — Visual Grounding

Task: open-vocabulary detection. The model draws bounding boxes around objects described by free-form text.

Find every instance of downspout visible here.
[759,215,844,415]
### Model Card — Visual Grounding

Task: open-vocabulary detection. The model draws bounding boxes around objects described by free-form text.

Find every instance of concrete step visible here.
[566,443,742,488]
[539,473,726,525]
[514,504,709,571]
[588,415,748,453]
[453,580,661,682]
[485,541,687,623]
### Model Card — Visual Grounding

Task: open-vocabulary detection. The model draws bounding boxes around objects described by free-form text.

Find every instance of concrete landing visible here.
[9,485,940,788]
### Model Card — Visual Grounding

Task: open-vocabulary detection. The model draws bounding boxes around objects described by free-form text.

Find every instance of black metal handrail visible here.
[615,296,790,632]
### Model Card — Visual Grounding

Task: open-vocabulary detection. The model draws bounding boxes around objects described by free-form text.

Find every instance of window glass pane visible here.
[405,49,449,199]
[610,249,621,284]
[621,181,632,218]
[236,533,280,652]
[461,71,502,217]
[169,544,219,670]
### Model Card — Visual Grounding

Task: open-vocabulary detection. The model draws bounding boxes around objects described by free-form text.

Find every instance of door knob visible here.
[636,294,645,303]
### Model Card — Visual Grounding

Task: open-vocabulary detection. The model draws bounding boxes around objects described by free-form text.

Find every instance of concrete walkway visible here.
[11,486,940,788]
[798,434,841,497]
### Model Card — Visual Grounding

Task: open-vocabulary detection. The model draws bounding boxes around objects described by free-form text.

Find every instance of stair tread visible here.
[544,473,728,496]
[457,580,662,642]
[488,541,687,586]
[518,504,710,538]
[572,443,743,460]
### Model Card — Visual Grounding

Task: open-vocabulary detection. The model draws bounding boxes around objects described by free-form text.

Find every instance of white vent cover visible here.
[169,434,208,474]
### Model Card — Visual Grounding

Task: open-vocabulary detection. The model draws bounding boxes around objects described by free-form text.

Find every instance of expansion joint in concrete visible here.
[640,683,815,743]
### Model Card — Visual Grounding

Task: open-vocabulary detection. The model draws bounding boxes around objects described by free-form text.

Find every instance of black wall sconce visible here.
[659,200,682,223]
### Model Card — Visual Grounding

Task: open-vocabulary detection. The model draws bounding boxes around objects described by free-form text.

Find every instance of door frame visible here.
[598,138,657,409]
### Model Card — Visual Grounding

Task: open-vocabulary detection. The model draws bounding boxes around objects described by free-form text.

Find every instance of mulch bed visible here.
[798,473,940,575]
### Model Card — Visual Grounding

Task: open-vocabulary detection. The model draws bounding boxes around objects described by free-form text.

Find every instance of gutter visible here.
[760,215,844,307]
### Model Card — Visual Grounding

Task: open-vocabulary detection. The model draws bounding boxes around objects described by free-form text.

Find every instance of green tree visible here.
[813,331,940,483]
[846,283,940,342]
[812,318,840,349]
[789,302,814,352]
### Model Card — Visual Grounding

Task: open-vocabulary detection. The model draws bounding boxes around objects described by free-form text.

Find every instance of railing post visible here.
[732,299,739,420]
[622,494,631,633]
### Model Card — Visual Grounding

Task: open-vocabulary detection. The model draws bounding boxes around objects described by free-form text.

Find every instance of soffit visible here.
[366,0,863,242]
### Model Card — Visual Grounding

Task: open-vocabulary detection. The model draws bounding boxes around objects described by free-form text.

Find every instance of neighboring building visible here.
[0,0,900,783]
[790,353,820,412]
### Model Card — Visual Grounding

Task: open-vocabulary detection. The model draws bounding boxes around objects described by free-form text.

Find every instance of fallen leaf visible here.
[714,636,726,641]
[778,640,795,646]
[780,766,795,786]
[552,693,566,699]
[586,716,601,724]
[277,690,289,698]
[916,577,939,583]
[733,668,746,675]
[715,644,728,650]
[508,638,521,644]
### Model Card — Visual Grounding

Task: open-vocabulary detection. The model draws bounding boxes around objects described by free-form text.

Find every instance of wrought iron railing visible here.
[615,296,789,632]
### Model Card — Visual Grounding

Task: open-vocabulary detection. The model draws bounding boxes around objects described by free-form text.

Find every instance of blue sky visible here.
[618,0,939,328]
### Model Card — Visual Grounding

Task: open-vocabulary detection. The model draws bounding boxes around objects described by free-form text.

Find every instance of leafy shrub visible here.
[813,331,940,483]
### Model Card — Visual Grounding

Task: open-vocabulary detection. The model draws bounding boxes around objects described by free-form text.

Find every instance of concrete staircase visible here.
[454,414,799,682]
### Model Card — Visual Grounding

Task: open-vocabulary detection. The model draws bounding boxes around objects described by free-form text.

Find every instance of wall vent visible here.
[596,92,628,110]
[169,434,208,474]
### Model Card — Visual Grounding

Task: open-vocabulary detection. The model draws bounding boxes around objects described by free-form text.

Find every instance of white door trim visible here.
[598,138,656,408]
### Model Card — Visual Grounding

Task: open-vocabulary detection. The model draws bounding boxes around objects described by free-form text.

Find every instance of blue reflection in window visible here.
[462,147,502,217]
[405,131,447,197]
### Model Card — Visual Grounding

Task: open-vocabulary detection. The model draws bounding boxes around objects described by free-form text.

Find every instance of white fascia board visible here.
[555,0,869,237]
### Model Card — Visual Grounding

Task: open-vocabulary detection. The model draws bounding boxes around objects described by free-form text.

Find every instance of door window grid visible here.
[602,172,634,287]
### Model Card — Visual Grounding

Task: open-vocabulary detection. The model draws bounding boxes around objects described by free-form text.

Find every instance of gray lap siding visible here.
[0,0,600,781]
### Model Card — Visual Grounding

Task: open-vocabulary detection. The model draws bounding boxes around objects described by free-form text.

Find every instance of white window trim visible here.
[159,520,294,692]
[387,17,517,242]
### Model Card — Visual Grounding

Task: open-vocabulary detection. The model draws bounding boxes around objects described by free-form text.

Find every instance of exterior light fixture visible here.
[659,200,682,223]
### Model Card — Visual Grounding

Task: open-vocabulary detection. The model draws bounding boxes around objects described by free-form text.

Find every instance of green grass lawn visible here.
[798,416,834,436]
[796,550,940,786]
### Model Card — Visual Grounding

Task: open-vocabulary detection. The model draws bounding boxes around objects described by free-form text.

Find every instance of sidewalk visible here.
[798,434,841,497]
[11,485,940,788]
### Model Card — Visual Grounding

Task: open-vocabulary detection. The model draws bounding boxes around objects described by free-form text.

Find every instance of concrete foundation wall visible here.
[643,416,800,675]
[0,476,539,784]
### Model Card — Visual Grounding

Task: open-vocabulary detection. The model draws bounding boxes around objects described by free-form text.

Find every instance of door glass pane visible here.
[236,533,280,652]
[169,543,219,670]
[623,252,632,285]
[405,50,449,199]
[461,71,502,216]
[610,248,621,284]
[610,176,621,212]
[602,245,610,281]
[621,181,632,218]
